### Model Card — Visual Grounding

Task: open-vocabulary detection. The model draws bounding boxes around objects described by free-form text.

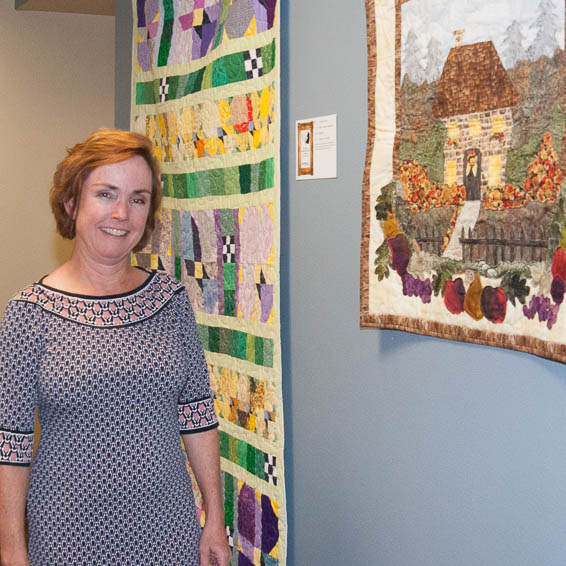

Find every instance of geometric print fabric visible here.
[0,272,217,564]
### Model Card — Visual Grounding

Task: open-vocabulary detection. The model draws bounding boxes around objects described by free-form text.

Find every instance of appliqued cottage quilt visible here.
[361,0,566,363]
[130,1,285,563]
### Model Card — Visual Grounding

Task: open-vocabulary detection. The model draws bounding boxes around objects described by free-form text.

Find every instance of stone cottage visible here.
[432,31,519,200]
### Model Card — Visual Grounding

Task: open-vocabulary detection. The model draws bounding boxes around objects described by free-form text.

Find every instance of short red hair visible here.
[50,128,162,253]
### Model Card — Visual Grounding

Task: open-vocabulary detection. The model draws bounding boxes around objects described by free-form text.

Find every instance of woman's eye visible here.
[133,198,146,205]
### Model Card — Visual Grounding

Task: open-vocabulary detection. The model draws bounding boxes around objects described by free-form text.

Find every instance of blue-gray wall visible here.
[118,3,566,564]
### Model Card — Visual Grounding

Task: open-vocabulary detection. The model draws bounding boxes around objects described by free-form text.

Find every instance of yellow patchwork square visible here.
[194,261,203,279]
[192,8,203,26]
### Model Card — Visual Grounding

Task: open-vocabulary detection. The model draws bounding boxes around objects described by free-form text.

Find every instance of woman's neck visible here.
[43,254,147,296]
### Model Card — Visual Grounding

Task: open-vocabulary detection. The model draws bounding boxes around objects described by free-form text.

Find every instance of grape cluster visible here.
[523,295,560,330]
[402,273,432,304]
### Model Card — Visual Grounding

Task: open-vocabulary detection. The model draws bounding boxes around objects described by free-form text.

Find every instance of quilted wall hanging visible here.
[130,1,285,564]
[361,0,566,363]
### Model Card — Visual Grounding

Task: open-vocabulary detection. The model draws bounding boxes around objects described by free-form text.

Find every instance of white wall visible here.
[0,4,114,311]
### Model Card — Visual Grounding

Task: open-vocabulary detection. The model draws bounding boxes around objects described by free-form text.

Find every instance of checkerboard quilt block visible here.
[131,1,285,563]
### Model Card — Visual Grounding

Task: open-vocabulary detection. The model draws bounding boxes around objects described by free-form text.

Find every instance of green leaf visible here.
[500,270,530,306]
[431,262,460,297]
[374,240,392,281]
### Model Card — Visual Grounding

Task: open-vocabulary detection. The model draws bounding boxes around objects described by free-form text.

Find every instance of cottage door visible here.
[463,148,482,200]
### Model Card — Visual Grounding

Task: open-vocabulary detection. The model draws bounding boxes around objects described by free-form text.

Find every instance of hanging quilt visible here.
[130,1,285,564]
[361,0,566,363]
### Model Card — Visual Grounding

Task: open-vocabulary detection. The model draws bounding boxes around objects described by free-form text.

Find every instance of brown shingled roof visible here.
[432,40,519,118]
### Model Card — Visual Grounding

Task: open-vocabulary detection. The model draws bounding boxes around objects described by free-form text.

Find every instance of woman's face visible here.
[67,155,152,266]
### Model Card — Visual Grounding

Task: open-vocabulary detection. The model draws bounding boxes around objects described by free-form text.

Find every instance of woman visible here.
[0,129,230,566]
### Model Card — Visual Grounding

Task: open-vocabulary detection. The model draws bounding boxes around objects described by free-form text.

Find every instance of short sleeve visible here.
[0,300,42,466]
[176,291,218,435]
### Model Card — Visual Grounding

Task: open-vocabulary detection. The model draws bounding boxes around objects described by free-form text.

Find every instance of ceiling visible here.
[15,0,114,16]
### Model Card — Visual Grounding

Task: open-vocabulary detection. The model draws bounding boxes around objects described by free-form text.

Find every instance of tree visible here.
[403,30,425,84]
[501,20,526,68]
[424,37,444,82]
[527,0,561,61]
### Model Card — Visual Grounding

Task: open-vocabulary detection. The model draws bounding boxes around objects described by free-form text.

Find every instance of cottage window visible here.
[491,115,505,134]
[446,160,457,185]
[447,122,459,139]
[488,156,501,186]
[469,119,481,137]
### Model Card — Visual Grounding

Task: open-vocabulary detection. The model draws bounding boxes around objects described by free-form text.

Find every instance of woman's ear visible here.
[64,198,76,219]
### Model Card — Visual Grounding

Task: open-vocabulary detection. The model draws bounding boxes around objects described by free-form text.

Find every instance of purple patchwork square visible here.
[194,0,205,8]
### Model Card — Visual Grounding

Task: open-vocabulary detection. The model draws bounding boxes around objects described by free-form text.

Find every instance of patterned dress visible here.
[0,270,218,566]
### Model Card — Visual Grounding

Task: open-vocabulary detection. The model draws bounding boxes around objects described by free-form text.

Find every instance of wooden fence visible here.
[414,224,548,263]
[414,225,444,256]
[460,225,547,263]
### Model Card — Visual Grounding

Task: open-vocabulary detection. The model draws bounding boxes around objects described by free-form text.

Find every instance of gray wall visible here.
[118,3,566,565]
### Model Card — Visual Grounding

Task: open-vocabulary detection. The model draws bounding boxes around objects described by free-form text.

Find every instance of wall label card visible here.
[296,114,337,180]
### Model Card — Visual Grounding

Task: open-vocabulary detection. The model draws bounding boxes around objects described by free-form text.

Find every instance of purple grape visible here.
[402,273,432,304]
[523,295,560,329]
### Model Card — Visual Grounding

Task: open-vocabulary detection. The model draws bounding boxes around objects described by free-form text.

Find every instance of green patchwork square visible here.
[224,263,235,291]
[246,334,255,364]
[239,164,251,194]
[184,67,204,96]
[174,257,181,281]
[255,448,265,477]
[263,338,274,368]
[209,168,225,197]
[202,63,213,90]
[225,52,247,83]
[246,444,256,474]
[224,290,235,317]
[167,75,180,99]
[223,472,234,528]
[208,326,219,353]
[224,166,239,195]
[173,175,186,199]
[186,173,199,198]
[238,331,247,360]
[135,81,155,105]
[265,157,275,189]
[229,330,239,358]
[228,436,238,464]
[219,431,229,459]
[162,174,173,198]
[218,327,230,355]
[237,439,247,468]
[254,336,264,366]
[196,170,211,198]
[220,209,233,234]
[211,57,229,88]
[250,160,260,192]
[197,325,208,349]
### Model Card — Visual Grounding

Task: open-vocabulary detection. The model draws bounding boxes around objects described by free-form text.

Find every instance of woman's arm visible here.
[0,466,30,566]
[182,428,230,566]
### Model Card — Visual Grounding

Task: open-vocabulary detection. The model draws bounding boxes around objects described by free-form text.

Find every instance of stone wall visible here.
[442,107,513,194]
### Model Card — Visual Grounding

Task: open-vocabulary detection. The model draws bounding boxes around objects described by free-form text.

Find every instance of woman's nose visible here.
[112,199,128,219]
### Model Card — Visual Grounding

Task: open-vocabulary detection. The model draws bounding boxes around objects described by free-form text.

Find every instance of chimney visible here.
[454,29,464,46]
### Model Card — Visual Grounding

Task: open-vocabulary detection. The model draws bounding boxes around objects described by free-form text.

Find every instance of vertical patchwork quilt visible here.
[361,0,566,363]
[130,1,285,564]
